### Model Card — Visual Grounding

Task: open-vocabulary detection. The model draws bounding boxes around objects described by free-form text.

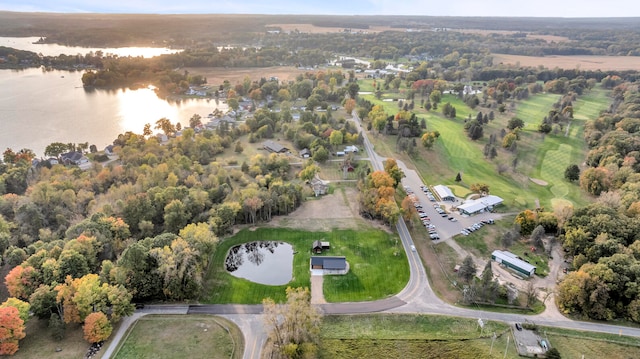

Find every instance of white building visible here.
[457,195,503,215]
[433,185,455,201]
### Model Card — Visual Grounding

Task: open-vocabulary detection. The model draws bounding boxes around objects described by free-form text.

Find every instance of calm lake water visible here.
[0,36,180,58]
[0,68,227,156]
[225,242,294,285]
[0,38,225,156]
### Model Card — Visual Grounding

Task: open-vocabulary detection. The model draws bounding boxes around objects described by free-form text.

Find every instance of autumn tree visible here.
[0,298,30,323]
[344,98,356,114]
[515,210,537,235]
[421,131,440,149]
[262,287,321,359]
[150,237,202,301]
[469,183,489,194]
[83,312,112,343]
[5,265,39,300]
[580,167,611,195]
[383,158,405,188]
[298,161,320,182]
[0,306,26,355]
[154,117,176,137]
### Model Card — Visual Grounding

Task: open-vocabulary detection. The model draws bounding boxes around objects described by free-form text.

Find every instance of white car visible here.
[411,245,416,252]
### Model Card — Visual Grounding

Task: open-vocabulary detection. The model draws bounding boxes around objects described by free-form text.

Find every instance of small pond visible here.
[225,241,293,285]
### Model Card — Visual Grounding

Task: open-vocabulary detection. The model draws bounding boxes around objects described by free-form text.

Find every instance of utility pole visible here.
[504,334,510,359]
[490,332,496,355]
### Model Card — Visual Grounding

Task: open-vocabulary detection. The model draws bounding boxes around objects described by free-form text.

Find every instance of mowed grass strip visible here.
[113,315,242,359]
[540,144,572,198]
[203,228,407,304]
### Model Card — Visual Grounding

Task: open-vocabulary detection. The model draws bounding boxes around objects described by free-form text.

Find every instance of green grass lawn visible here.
[202,227,408,304]
[112,315,242,359]
[361,88,611,211]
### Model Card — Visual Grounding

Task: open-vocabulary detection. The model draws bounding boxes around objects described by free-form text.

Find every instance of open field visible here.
[268,23,399,34]
[112,315,242,359]
[202,227,407,304]
[184,66,307,87]
[453,29,570,43]
[492,54,640,71]
[319,314,640,359]
[10,319,87,359]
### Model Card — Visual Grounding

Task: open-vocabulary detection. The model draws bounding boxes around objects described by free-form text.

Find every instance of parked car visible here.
[515,323,522,331]
[461,230,470,236]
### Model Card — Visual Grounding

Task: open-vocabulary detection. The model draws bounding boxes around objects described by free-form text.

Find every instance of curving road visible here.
[103,111,640,359]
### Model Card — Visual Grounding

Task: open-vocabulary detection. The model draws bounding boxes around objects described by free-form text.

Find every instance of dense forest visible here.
[556,82,640,322]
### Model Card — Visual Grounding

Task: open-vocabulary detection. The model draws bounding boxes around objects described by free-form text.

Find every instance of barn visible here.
[491,250,536,277]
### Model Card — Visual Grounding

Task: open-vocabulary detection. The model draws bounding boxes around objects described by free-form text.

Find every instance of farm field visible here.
[492,54,640,71]
[202,227,408,304]
[112,315,242,359]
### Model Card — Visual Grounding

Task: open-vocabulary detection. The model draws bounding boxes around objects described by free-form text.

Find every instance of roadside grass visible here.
[455,231,489,257]
[319,314,516,359]
[11,319,87,359]
[321,314,508,340]
[319,314,640,359]
[112,315,242,359]
[202,227,407,304]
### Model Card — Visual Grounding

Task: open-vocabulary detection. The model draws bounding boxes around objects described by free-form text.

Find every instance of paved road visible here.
[103,111,640,359]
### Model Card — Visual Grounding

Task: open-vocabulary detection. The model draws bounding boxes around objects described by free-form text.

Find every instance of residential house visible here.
[263,140,289,153]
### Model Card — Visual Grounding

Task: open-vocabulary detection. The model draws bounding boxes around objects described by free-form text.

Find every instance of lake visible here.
[225,241,294,286]
[0,36,180,58]
[0,37,223,156]
[0,67,226,156]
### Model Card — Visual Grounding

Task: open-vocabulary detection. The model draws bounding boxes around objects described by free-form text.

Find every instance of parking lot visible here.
[402,182,498,242]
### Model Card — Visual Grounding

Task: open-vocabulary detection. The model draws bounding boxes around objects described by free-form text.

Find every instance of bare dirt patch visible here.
[184,66,306,86]
[529,177,549,186]
[492,54,640,71]
[267,186,390,232]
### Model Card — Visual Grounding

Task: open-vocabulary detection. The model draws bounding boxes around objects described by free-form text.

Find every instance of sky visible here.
[1,0,639,17]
